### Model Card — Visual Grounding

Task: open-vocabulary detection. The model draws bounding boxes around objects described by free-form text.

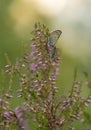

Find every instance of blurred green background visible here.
[1,0,91,89]
[0,0,91,129]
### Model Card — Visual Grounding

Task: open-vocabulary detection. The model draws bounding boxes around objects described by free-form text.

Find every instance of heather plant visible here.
[0,23,91,130]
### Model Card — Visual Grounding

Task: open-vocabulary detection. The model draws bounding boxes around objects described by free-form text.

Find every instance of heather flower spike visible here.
[14,107,28,130]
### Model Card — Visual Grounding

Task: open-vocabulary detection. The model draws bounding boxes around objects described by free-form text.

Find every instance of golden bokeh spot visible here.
[8,0,37,34]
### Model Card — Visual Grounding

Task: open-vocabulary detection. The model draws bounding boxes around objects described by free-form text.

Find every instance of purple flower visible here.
[55,68,60,76]
[31,44,36,49]
[42,63,47,69]
[30,63,38,73]
[37,52,42,56]
[4,111,14,123]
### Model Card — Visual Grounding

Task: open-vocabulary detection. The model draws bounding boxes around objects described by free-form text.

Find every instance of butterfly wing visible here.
[48,30,62,47]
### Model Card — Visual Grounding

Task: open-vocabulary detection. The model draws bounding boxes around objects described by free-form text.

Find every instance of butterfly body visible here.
[50,46,57,59]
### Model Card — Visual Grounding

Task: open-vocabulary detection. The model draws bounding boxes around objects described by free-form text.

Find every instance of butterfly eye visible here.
[48,30,62,47]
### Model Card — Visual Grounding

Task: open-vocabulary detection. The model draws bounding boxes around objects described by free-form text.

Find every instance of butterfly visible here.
[48,30,62,59]
[48,30,62,47]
